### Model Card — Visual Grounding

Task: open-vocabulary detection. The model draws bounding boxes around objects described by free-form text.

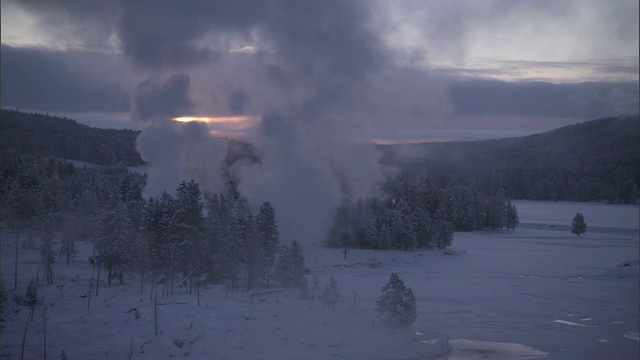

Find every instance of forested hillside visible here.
[383,114,640,204]
[0,109,144,166]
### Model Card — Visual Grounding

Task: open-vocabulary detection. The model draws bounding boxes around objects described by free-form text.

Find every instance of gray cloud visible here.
[449,79,639,119]
[0,45,129,113]
[227,89,249,115]
[134,74,193,123]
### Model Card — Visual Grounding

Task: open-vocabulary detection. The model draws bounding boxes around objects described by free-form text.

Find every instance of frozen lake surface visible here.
[1,201,638,359]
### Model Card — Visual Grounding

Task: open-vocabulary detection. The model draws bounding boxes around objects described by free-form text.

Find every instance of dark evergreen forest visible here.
[0,109,144,167]
[382,114,639,204]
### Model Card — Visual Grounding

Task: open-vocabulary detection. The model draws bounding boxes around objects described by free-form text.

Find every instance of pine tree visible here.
[24,279,41,321]
[229,198,257,290]
[59,213,78,266]
[571,212,586,236]
[255,202,279,284]
[289,240,306,287]
[174,180,205,293]
[40,218,56,285]
[275,244,292,287]
[275,240,306,288]
[298,277,313,301]
[95,202,136,285]
[506,202,520,231]
[320,277,340,310]
[375,273,417,328]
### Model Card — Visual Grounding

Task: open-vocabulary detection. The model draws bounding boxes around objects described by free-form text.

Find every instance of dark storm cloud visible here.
[116,0,266,69]
[450,79,639,118]
[227,89,249,115]
[0,45,129,113]
[134,74,193,122]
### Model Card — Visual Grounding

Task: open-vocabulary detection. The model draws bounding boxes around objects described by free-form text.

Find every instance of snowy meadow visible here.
[1,200,638,360]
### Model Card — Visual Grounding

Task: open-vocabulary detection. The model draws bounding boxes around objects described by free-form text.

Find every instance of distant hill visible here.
[0,109,144,166]
[383,114,640,203]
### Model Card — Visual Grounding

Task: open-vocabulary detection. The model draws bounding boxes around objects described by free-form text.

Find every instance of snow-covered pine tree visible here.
[59,213,78,266]
[255,202,279,285]
[414,207,434,249]
[506,201,520,231]
[375,273,417,328]
[571,212,586,236]
[320,276,340,310]
[174,180,205,293]
[229,198,257,290]
[275,244,292,287]
[275,240,306,288]
[298,277,313,301]
[95,202,136,285]
[24,279,41,321]
[40,217,56,284]
[289,240,306,287]
[143,192,176,276]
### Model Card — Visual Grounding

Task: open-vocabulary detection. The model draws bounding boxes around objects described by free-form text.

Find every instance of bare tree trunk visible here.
[88,266,94,311]
[154,284,158,336]
[43,302,47,360]
[107,264,112,286]
[149,272,155,301]
[14,227,20,289]
[20,311,30,360]
[196,279,200,307]
[95,259,101,297]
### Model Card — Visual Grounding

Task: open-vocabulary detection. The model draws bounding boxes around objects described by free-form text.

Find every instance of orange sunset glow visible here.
[171,115,260,139]
[172,115,259,125]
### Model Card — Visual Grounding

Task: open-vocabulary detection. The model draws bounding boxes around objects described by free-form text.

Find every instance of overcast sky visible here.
[1,0,638,142]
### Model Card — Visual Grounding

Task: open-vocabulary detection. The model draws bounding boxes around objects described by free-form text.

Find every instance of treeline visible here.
[128,181,295,294]
[327,180,519,251]
[382,114,640,204]
[0,109,144,166]
[0,150,309,294]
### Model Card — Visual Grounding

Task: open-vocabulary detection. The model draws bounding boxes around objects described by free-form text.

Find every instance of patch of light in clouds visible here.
[172,115,260,138]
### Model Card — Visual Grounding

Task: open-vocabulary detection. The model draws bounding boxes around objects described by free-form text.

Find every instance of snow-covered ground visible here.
[1,201,638,359]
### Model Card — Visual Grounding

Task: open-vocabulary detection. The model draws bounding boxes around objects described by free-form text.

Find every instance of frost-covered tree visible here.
[204,193,232,283]
[174,180,205,292]
[571,212,586,236]
[375,273,417,328]
[298,276,313,301]
[506,202,520,231]
[59,214,78,266]
[433,219,454,249]
[95,202,136,285]
[320,276,340,310]
[40,218,56,284]
[227,197,255,290]
[289,240,306,287]
[144,192,176,275]
[255,202,279,285]
[275,240,306,288]
[24,279,41,321]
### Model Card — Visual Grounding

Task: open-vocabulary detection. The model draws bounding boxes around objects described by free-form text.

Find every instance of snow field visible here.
[1,200,638,359]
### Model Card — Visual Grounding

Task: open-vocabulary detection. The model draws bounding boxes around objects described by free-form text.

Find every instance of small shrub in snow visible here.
[173,337,185,349]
